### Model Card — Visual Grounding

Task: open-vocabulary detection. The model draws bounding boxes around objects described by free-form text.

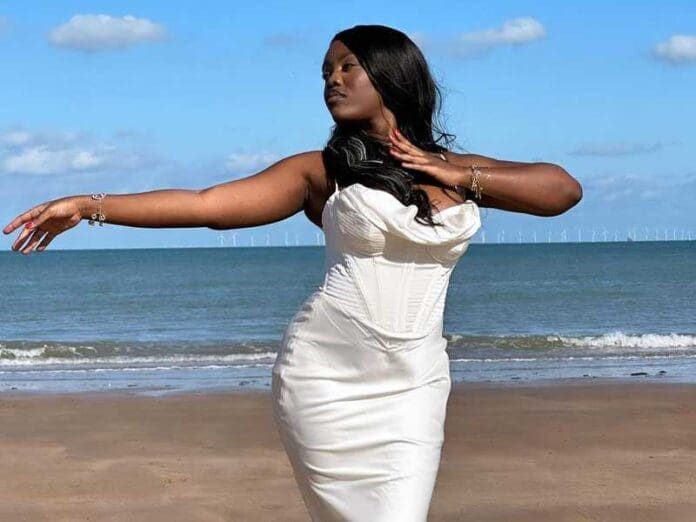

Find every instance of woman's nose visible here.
[326,70,345,86]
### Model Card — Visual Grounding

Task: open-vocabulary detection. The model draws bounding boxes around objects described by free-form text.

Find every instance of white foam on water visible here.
[0,349,278,367]
[554,331,696,351]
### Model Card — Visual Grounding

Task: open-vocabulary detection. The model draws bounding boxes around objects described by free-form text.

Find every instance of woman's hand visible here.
[3,197,84,255]
[388,128,468,188]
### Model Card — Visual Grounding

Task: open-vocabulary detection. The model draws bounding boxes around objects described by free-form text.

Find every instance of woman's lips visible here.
[326,93,346,103]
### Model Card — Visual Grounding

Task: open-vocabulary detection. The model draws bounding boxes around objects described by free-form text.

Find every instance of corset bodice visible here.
[318,182,481,337]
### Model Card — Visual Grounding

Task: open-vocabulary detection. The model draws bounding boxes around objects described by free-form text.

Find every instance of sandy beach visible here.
[1,380,695,521]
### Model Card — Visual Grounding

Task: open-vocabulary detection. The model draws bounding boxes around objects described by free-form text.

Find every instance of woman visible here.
[4,24,581,521]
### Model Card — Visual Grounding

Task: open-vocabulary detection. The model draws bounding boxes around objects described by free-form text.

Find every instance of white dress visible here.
[271,181,481,521]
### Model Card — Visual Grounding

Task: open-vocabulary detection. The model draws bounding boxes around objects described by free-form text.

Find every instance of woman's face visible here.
[321,40,384,124]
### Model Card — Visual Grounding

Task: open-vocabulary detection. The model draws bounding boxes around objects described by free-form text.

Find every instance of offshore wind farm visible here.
[213,226,696,247]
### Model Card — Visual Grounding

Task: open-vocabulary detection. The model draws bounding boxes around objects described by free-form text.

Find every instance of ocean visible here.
[1,241,694,396]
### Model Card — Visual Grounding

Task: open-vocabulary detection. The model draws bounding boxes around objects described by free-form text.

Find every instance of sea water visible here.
[1,241,694,395]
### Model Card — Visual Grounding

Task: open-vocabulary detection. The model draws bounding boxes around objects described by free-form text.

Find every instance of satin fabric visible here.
[272,181,481,521]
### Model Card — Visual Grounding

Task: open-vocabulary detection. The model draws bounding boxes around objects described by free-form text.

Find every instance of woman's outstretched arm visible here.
[76,151,312,229]
[3,151,313,254]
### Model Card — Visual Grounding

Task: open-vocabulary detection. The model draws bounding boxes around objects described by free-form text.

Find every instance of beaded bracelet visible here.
[87,193,107,226]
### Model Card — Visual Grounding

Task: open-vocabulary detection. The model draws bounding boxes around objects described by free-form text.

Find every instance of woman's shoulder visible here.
[299,150,334,197]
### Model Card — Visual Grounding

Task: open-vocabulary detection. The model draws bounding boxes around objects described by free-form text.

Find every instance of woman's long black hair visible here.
[321,24,466,227]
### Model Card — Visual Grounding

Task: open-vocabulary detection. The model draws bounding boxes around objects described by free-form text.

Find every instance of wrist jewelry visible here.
[469,164,484,200]
[88,193,107,226]
[452,164,490,201]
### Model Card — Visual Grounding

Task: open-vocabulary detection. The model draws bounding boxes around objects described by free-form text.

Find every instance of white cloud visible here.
[584,174,654,202]
[568,141,663,156]
[0,128,158,175]
[445,17,545,58]
[0,130,33,147]
[582,171,695,203]
[461,17,545,46]
[3,146,109,174]
[654,34,696,64]
[225,151,282,174]
[48,14,167,52]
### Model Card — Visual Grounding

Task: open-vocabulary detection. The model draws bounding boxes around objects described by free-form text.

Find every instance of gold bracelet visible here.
[452,164,490,201]
[88,193,107,226]
[469,164,484,200]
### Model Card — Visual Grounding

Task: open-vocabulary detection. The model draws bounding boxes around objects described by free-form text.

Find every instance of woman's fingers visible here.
[6,199,80,254]
[3,203,48,235]
[14,227,39,254]
[11,224,38,252]
[15,223,58,255]
[36,231,56,252]
[389,129,425,156]
[9,206,56,252]
[15,227,42,255]
[22,229,50,255]
[389,147,429,163]
[388,129,409,151]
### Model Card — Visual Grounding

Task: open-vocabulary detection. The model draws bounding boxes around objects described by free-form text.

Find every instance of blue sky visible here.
[1,0,694,249]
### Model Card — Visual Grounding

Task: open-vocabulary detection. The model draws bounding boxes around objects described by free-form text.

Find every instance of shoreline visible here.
[2,379,695,521]
[2,373,694,398]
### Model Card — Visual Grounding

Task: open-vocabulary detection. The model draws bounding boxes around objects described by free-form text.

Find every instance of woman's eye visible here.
[321,63,355,80]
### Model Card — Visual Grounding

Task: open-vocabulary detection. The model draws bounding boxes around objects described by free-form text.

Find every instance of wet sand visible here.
[1,379,695,521]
